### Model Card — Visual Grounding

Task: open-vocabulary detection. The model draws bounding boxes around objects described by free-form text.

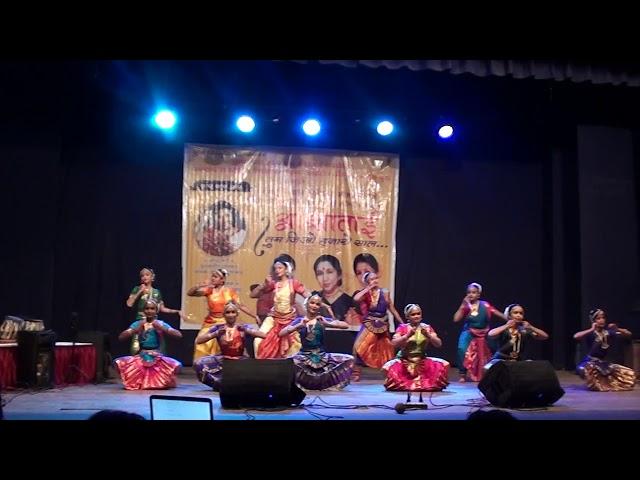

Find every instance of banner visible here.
[181,145,399,331]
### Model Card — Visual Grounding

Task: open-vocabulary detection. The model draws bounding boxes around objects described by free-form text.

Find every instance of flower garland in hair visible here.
[404,303,420,316]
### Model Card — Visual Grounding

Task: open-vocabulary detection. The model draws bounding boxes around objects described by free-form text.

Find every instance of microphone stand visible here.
[405,392,429,409]
[395,392,429,414]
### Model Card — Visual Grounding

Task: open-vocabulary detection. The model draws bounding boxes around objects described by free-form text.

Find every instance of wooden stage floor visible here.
[2,367,639,420]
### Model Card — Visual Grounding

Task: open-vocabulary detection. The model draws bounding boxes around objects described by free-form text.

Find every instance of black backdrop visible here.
[1,60,638,367]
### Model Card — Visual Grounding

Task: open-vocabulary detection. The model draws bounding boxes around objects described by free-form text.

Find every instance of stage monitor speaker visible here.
[478,360,565,408]
[220,358,306,409]
[17,330,56,388]
[77,331,112,383]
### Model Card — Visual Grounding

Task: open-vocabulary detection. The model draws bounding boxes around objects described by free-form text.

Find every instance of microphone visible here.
[394,392,429,414]
[394,402,429,414]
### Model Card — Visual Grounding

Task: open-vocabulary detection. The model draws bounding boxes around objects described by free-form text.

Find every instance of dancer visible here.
[351,271,403,379]
[484,303,549,370]
[193,301,266,391]
[187,268,259,362]
[352,253,379,290]
[253,259,310,359]
[126,267,183,355]
[452,282,507,382]
[115,300,182,390]
[383,304,449,391]
[573,308,635,391]
[249,283,273,325]
[279,292,355,390]
[250,254,305,317]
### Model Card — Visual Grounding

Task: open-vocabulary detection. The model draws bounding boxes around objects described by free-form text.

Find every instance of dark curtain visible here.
[1,60,638,367]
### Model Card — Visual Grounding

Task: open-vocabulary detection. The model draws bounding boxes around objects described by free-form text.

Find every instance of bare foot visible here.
[458,377,466,382]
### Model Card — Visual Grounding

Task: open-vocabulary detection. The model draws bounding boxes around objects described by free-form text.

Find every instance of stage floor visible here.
[2,368,639,420]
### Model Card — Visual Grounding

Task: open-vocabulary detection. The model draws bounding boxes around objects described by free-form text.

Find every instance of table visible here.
[0,343,17,390]
[54,342,97,385]
[0,341,96,389]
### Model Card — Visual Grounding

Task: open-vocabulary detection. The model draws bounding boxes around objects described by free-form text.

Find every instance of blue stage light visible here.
[376,120,394,136]
[236,115,256,133]
[152,110,177,130]
[438,124,454,139]
[302,119,321,136]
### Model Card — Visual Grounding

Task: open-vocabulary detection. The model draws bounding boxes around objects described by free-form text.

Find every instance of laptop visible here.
[149,395,214,420]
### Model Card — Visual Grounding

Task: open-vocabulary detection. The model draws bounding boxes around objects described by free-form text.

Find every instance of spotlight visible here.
[236,115,255,133]
[438,124,454,139]
[302,119,321,136]
[376,120,394,136]
[152,110,177,130]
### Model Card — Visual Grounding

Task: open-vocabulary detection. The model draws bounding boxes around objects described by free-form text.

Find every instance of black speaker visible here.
[77,331,112,383]
[324,330,358,354]
[478,360,565,408]
[17,330,56,388]
[220,358,306,409]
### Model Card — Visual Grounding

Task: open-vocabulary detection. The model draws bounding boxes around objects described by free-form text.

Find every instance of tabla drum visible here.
[0,315,24,342]
[23,319,45,332]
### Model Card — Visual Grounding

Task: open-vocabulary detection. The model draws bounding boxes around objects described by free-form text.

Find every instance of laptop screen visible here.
[149,395,213,420]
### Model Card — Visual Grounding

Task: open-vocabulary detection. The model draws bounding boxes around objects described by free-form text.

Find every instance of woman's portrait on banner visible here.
[195,200,247,256]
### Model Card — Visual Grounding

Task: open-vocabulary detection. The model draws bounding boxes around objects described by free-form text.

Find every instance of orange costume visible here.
[193,286,239,361]
[254,278,305,359]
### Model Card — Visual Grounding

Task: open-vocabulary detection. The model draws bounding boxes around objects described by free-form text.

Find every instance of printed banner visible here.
[182,145,399,331]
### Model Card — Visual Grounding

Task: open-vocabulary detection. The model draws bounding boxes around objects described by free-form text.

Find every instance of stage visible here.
[2,367,639,420]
